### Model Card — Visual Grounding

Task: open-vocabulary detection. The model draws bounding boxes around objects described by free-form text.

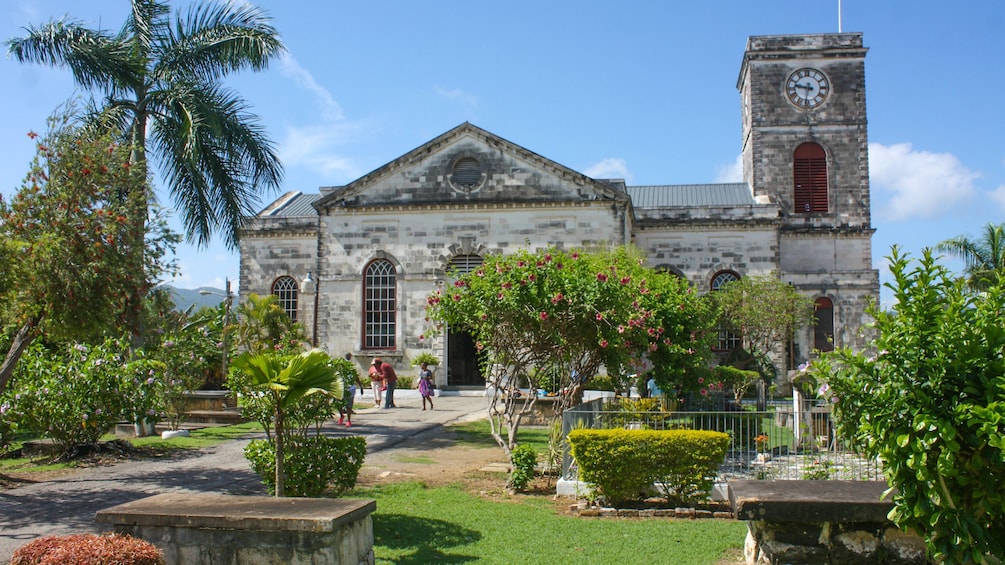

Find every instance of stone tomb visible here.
[728,480,927,564]
[96,493,375,565]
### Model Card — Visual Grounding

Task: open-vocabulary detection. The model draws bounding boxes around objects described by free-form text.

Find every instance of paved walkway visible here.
[0,391,489,563]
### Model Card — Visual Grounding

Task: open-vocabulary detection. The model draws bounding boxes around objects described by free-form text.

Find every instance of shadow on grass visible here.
[373,513,481,564]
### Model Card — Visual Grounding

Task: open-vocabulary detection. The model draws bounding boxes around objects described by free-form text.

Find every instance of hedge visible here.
[568,428,730,505]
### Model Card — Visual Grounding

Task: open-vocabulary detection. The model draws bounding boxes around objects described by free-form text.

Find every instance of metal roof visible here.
[258,192,322,217]
[626,183,754,208]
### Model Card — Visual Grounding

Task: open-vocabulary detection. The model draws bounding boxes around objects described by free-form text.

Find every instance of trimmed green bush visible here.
[568,428,729,505]
[11,533,165,565]
[245,436,366,497]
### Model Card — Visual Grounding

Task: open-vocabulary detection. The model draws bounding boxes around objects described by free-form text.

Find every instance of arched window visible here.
[710,271,741,351]
[794,142,828,213]
[272,276,299,322]
[813,297,835,352]
[363,259,397,349]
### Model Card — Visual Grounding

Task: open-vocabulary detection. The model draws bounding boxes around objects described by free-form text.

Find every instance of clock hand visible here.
[795,82,815,92]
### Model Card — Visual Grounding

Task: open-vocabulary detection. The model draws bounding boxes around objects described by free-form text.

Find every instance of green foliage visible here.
[712,274,815,371]
[425,245,716,451]
[11,533,165,565]
[7,0,284,250]
[508,444,538,492]
[5,340,132,456]
[811,248,1005,564]
[800,458,835,480]
[410,351,440,366]
[245,436,366,497]
[713,364,763,403]
[230,349,342,496]
[0,112,177,395]
[122,357,167,423]
[568,428,729,505]
[935,222,1005,292]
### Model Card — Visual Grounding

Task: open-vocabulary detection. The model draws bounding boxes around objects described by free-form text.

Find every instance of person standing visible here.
[418,362,434,410]
[369,359,383,408]
[376,358,397,409]
[338,353,364,427]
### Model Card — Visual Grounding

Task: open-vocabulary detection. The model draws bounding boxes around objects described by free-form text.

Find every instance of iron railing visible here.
[560,397,882,483]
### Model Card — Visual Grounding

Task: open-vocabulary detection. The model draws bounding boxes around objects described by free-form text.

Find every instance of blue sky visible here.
[2,1,1003,308]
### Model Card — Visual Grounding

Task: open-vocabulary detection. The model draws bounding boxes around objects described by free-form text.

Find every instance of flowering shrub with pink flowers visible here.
[425,245,716,453]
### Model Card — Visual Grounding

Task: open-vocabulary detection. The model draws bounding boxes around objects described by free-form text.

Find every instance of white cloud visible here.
[869,142,980,221]
[435,87,478,107]
[989,184,1005,211]
[274,53,363,183]
[715,154,744,183]
[584,157,632,182]
[278,54,344,122]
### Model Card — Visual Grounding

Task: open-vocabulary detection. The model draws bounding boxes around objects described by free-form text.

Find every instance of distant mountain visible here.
[163,285,228,312]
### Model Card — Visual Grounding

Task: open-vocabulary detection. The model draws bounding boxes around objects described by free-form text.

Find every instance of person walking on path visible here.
[338,353,364,427]
[369,359,383,408]
[376,358,398,409]
[418,362,435,410]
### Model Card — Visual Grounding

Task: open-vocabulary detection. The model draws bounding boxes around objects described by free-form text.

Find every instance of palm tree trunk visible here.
[124,109,150,351]
[274,406,286,497]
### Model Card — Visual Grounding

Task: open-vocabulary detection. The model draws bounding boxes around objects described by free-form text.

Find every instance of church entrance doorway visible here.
[446,329,484,387]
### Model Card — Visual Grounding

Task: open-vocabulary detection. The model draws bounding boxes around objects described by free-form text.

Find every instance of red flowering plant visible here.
[425,245,716,455]
[0,110,178,397]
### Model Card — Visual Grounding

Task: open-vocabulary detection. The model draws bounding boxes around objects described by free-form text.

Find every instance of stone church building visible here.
[239,33,879,389]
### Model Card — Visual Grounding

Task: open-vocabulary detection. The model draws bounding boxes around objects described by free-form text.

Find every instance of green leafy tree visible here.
[230,350,340,497]
[7,0,285,340]
[425,245,715,453]
[232,293,307,355]
[0,114,175,396]
[712,274,816,376]
[935,222,1005,292]
[810,248,1005,564]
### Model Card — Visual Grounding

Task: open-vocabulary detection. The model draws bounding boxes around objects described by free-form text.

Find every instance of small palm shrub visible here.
[11,533,165,565]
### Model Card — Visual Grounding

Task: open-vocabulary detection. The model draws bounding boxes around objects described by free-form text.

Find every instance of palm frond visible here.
[6,20,133,91]
[159,1,284,82]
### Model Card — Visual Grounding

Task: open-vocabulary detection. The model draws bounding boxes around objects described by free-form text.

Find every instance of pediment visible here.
[314,123,628,211]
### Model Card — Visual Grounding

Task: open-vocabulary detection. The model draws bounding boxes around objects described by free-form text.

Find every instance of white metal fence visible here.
[560,397,883,482]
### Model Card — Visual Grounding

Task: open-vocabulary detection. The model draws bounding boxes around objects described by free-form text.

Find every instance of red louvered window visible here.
[793,143,828,213]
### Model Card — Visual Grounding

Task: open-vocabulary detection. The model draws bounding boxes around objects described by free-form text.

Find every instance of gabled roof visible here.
[313,122,629,210]
[626,183,754,208]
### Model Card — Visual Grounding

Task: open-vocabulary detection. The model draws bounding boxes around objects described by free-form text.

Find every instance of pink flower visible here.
[517,261,526,267]
[571,252,580,260]
[620,277,631,285]
[454,279,466,287]
[544,253,553,262]
[597,273,608,282]
[551,293,564,304]
[497,293,505,299]
[540,312,549,320]
[617,325,626,333]
[600,339,609,348]
[596,313,603,320]
[453,294,461,301]
[419,334,425,341]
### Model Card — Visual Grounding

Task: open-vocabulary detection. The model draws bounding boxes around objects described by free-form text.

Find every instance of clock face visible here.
[786,68,830,109]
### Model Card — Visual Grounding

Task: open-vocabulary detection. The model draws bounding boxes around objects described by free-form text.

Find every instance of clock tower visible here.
[738,33,879,354]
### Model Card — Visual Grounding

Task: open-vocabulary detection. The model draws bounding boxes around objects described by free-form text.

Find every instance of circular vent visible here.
[451,157,483,190]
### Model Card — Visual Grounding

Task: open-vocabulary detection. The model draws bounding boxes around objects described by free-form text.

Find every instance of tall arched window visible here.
[711,270,742,351]
[813,297,835,352]
[272,276,299,322]
[363,259,397,349]
[794,142,828,213]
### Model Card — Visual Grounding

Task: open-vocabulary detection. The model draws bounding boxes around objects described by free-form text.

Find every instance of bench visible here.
[96,493,376,565]
[728,480,927,564]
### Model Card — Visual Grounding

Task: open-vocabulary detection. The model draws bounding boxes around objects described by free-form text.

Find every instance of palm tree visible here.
[935,223,1005,292]
[231,349,340,497]
[7,0,284,245]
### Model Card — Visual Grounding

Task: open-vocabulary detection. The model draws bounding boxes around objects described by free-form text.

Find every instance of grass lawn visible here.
[351,481,746,564]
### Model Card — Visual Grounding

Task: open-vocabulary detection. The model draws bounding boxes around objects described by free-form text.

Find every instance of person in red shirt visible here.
[375,358,397,409]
